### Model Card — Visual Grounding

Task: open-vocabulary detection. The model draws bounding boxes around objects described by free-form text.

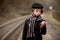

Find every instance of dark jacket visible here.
[22,18,47,40]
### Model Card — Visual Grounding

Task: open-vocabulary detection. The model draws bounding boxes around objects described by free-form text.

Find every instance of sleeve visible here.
[41,19,47,35]
[22,19,28,40]
[41,24,47,35]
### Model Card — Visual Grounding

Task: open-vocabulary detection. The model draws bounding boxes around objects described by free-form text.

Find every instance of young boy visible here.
[22,3,47,40]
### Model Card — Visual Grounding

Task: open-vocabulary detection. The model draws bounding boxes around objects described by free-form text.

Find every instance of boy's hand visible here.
[40,21,46,27]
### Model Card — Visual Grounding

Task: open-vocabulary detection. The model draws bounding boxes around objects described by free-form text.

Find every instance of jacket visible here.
[22,18,47,40]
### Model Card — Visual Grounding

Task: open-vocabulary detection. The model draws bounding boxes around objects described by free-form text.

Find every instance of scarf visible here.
[27,14,42,37]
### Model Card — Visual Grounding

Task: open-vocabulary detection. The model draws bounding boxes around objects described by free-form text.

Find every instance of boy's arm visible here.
[41,24,47,35]
[40,20,47,35]
[22,19,27,40]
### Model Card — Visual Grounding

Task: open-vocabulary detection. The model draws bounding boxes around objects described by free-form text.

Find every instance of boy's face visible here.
[33,9,42,16]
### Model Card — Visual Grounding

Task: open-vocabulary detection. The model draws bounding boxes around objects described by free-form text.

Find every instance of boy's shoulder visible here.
[25,18,30,22]
[40,17,46,21]
[41,19,46,21]
[25,16,31,21]
[25,17,46,22]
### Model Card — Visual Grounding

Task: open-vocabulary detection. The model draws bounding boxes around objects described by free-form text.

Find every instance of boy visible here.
[22,3,47,40]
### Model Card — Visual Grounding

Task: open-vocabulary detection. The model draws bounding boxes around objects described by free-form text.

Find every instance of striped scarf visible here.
[27,14,42,37]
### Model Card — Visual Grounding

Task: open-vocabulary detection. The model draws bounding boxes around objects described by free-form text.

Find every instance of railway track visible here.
[0,15,31,40]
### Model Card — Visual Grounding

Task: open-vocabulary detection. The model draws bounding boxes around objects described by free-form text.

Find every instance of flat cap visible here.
[32,3,43,9]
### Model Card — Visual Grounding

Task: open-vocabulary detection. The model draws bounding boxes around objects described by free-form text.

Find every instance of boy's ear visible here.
[32,9,34,12]
[32,9,33,11]
[41,9,43,14]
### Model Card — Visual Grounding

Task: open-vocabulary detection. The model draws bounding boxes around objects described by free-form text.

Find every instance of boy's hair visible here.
[32,3,43,14]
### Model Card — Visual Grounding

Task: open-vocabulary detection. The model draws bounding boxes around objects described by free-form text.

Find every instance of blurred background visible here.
[0,0,60,40]
[0,0,60,24]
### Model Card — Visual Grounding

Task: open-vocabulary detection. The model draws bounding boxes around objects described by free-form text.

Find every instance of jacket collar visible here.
[31,13,42,21]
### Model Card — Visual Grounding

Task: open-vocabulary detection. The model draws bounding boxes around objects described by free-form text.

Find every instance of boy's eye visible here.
[36,10,41,12]
[35,10,38,12]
